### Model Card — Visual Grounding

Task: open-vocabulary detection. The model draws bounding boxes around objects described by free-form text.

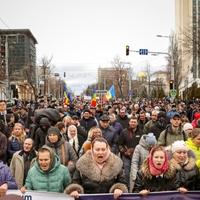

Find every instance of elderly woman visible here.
[45,127,78,175]
[186,128,200,169]
[171,140,200,191]
[65,137,128,199]
[134,146,177,195]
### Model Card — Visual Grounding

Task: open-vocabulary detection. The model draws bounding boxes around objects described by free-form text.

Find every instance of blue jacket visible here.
[0,161,17,189]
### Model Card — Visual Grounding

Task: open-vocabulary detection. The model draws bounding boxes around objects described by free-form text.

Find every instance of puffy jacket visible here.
[25,149,71,192]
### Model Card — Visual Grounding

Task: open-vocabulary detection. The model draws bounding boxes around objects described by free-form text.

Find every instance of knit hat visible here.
[145,133,157,147]
[47,126,61,137]
[171,140,188,153]
[182,123,193,132]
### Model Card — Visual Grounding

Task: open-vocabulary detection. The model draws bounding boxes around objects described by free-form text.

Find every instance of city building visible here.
[175,0,200,98]
[0,29,38,100]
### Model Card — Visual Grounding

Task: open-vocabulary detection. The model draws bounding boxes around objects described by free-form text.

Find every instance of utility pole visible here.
[5,35,10,99]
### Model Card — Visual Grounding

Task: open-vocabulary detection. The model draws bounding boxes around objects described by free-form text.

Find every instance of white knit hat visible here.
[182,123,193,132]
[171,140,188,153]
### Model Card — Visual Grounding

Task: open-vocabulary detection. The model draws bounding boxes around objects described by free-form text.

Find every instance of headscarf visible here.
[147,146,169,176]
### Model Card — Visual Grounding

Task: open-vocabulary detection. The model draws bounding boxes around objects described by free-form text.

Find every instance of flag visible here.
[90,92,97,107]
[63,81,70,105]
[106,85,115,100]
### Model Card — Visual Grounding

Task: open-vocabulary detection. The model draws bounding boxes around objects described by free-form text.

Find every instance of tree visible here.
[111,55,129,99]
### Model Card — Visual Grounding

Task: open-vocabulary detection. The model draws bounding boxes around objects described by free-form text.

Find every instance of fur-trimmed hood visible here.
[141,159,176,179]
[76,150,123,182]
[171,156,196,171]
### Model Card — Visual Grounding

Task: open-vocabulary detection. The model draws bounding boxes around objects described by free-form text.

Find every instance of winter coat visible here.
[0,161,17,189]
[100,125,118,154]
[0,132,7,163]
[171,156,200,190]
[158,125,187,146]
[25,154,71,192]
[79,117,97,133]
[129,135,152,192]
[45,137,78,174]
[133,159,177,192]
[65,150,128,194]
[186,138,200,168]
[116,115,129,129]
[118,127,143,159]
[9,150,37,189]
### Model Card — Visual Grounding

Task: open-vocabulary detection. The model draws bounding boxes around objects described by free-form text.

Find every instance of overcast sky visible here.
[0,0,174,94]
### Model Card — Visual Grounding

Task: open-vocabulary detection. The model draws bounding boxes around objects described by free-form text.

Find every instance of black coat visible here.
[133,160,177,193]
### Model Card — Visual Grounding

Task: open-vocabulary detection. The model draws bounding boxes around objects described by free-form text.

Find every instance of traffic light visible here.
[126,45,129,56]
[169,80,174,90]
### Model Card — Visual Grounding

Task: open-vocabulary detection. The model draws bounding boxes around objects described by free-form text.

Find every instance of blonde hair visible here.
[9,122,25,143]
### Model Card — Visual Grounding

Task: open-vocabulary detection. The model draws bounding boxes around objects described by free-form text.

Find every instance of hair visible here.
[129,116,138,121]
[191,128,200,139]
[91,137,109,149]
[55,121,65,131]
[88,127,102,140]
[9,122,25,143]
[149,145,166,156]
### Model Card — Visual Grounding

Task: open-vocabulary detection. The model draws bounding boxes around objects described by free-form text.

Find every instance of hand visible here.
[178,187,188,193]
[20,186,27,194]
[0,183,8,190]
[70,191,79,198]
[139,189,150,196]
[113,189,123,199]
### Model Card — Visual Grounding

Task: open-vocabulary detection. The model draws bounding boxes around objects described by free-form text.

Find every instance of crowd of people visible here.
[0,97,200,198]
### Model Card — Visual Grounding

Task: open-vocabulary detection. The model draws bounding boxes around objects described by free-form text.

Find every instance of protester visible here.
[133,146,177,195]
[170,140,200,191]
[0,160,17,190]
[21,145,71,193]
[45,126,78,175]
[185,128,200,169]
[158,112,187,146]
[10,138,37,189]
[65,137,128,199]
[7,123,26,163]
[129,133,157,192]
[0,131,7,163]
[182,123,193,137]
[79,127,102,156]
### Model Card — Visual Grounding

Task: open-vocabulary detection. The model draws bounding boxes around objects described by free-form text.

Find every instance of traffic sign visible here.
[139,49,148,55]
[170,89,177,97]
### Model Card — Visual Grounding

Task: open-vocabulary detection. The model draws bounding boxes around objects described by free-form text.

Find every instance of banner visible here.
[79,192,200,200]
[6,191,200,200]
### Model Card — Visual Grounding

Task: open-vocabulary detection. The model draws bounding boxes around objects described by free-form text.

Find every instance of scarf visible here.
[148,148,169,176]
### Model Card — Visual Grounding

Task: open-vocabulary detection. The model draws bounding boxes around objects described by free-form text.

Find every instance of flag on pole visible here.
[63,81,70,105]
[106,85,115,100]
[90,92,97,107]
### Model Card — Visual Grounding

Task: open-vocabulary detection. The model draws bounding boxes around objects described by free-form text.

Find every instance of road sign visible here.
[170,89,177,97]
[139,49,148,55]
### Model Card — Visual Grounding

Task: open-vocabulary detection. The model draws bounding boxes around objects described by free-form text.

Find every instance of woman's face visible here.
[152,150,165,169]
[192,134,200,147]
[48,134,59,143]
[173,150,188,164]
[68,127,77,138]
[92,141,108,164]
[13,125,23,137]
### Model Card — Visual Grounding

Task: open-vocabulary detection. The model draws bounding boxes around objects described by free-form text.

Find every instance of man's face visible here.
[170,117,181,127]
[129,119,138,129]
[119,111,126,118]
[139,113,146,121]
[99,120,109,129]
[0,102,6,112]
[38,151,51,171]
[83,112,90,119]
[151,112,158,121]
[23,138,33,152]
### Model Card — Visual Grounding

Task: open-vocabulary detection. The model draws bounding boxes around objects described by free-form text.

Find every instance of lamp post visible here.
[156,34,175,88]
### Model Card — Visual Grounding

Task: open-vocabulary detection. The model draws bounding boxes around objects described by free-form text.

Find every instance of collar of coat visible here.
[76,150,123,182]
[170,157,196,171]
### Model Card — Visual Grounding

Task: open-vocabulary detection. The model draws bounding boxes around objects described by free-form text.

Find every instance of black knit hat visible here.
[47,126,61,137]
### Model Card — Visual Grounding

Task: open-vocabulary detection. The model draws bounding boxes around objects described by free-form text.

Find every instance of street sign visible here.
[170,89,177,97]
[139,49,148,55]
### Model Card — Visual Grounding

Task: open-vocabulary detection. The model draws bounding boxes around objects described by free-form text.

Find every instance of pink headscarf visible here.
[147,146,169,176]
